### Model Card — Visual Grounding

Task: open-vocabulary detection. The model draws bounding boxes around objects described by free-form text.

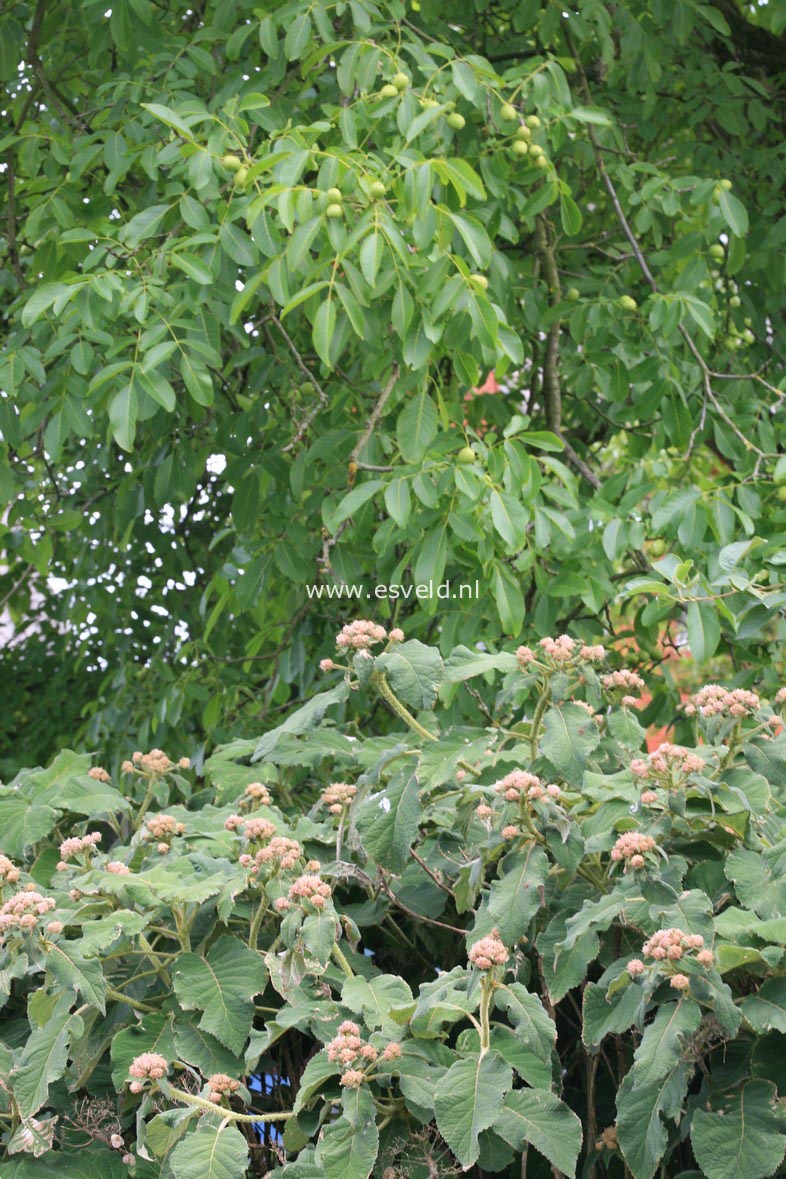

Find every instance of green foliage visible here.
[2,630,786,1173]
[2,0,786,770]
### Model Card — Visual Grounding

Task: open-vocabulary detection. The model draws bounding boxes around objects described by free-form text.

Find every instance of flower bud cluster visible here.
[336,620,387,650]
[601,669,645,707]
[0,886,56,936]
[241,817,277,843]
[287,874,332,910]
[610,831,656,871]
[88,766,111,782]
[631,743,705,783]
[468,927,508,970]
[516,637,606,670]
[143,815,185,843]
[128,1053,168,1093]
[206,1073,240,1103]
[326,1019,400,1086]
[57,831,102,868]
[321,782,357,813]
[327,1020,365,1065]
[684,685,760,718]
[776,687,786,706]
[628,928,715,985]
[106,860,131,875]
[241,839,304,877]
[493,770,560,804]
[244,782,272,805]
[0,855,20,884]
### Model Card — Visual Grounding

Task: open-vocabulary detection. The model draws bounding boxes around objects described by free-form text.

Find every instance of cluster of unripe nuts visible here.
[509,114,548,169]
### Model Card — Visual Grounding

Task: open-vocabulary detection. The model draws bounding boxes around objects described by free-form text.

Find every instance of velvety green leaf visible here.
[172,936,267,1053]
[493,1088,582,1176]
[169,1123,250,1179]
[434,1050,512,1168]
[691,1080,786,1179]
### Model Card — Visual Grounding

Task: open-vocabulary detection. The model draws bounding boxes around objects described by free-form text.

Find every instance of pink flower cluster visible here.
[144,815,185,841]
[288,874,332,909]
[539,635,577,663]
[328,1020,395,1088]
[0,855,20,884]
[336,620,387,650]
[628,928,715,980]
[684,685,761,719]
[468,927,508,970]
[776,687,786,706]
[601,669,645,706]
[106,860,131,875]
[611,831,656,870]
[494,770,560,804]
[57,831,102,867]
[327,1020,373,1066]
[88,766,111,782]
[321,782,357,813]
[128,1052,168,1093]
[244,782,272,804]
[238,834,304,881]
[242,817,277,843]
[631,743,705,782]
[0,886,56,935]
[206,1073,240,1103]
[517,635,608,668]
[123,750,190,775]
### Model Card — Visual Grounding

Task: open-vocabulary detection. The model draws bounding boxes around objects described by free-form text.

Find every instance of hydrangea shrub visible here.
[2,625,786,1177]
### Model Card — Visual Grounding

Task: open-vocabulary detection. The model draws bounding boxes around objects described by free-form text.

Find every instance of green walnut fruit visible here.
[458,446,476,464]
[500,103,517,122]
[221,154,243,173]
[470,273,488,291]
[719,178,732,191]
[392,72,410,91]
[512,140,529,156]
[619,295,637,311]
[301,381,316,396]
[326,187,343,204]
[649,539,667,558]
[534,155,548,168]
[774,457,786,485]
[325,203,344,219]
[709,244,725,261]
[778,485,786,502]
[446,112,466,130]
[528,144,544,158]
[724,335,738,349]
[379,83,399,98]
[369,180,387,200]
[566,287,580,302]
[515,124,531,140]
[729,294,741,308]
[234,166,249,188]
[525,114,541,128]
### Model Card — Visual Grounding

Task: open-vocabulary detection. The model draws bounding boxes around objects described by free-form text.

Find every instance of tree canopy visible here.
[1,0,786,765]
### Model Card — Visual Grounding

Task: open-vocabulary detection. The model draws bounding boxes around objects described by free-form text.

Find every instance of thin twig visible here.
[348,365,399,468]
[378,875,465,934]
[269,312,330,452]
[409,846,455,897]
[566,32,769,463]
[534,216,601,491]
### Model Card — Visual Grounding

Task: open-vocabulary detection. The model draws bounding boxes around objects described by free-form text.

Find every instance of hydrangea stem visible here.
[163,1086,294,1123]
[331,941,355,978]
[371,671,437,742]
